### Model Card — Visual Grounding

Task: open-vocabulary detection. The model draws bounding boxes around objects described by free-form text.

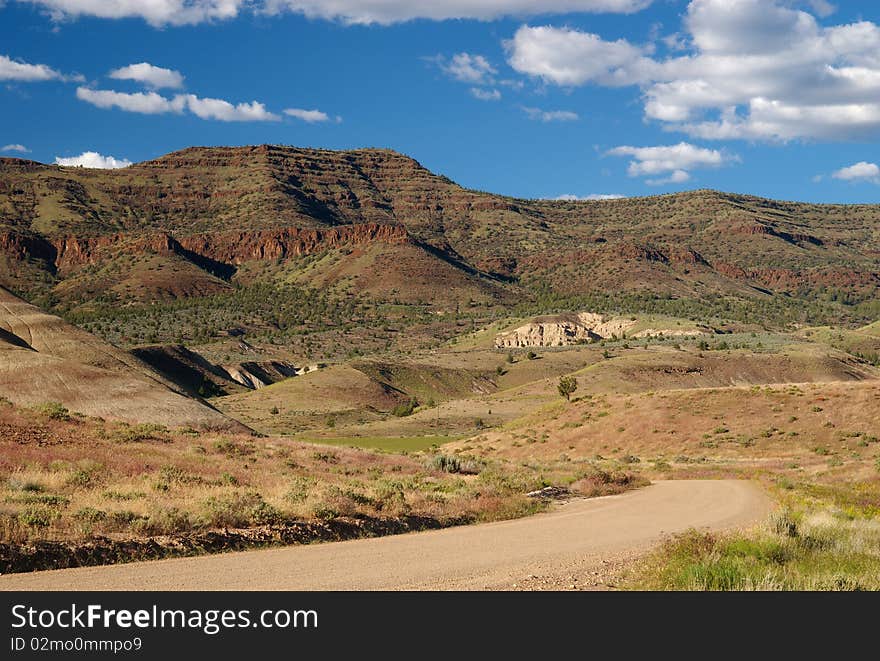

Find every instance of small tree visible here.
[558,376,578,401]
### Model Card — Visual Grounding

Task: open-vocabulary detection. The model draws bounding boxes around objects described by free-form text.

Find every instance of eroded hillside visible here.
[1,146,879,319]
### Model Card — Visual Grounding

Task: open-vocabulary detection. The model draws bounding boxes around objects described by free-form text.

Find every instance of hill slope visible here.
[1,146,879,315]
[0,286,248,431]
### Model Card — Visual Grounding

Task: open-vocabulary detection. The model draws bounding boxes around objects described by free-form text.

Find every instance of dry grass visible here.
[464,380,880,476]
[0,400,643,569]
[628,482,880,591]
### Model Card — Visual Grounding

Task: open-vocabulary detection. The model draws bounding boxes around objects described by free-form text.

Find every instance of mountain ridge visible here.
[1,144,878,315]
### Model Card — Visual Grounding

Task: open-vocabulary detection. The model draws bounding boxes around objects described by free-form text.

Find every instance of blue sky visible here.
[2,0,880,203]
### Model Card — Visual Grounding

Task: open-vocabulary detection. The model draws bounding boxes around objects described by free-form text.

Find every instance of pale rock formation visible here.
[494,312,711,348]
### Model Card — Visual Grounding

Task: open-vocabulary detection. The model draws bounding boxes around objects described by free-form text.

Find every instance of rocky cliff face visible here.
[495,313,711,348]
[495,313,605,348]
[0,222,411,282]
[176,223,410,265]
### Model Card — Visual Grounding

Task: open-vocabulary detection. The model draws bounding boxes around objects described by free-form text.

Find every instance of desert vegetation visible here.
[3,146,880,588]
[0,398,644,572]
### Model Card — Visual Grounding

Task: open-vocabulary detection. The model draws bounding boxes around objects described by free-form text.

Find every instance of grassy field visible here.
[628,480,880,590]
[293,435,460,453]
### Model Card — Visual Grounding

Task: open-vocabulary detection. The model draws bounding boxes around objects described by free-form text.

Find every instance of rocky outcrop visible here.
[495,313,605,348]
[715,263,880,293]
[53,233,178,270]
[12,223,411,272]
[495,312,712,348]
[221,361,303,389]
[0,231,56,263]
[724,219,823,247]
[177,223,410,265]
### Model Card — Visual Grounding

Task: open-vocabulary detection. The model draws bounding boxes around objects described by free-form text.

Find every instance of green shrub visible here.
[427,455,483,475]
[73,507,107,523]
[557,376,578,401]
[7,477,43,492]
[134,508,193,535]
[110,423,169,443]
[32,401,70,421]
[18,506,61,528]
[392,398,418,417]
[201,492,281,528]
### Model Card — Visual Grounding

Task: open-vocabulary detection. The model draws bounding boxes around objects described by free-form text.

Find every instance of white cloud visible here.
[1,144,30,153]
[17,0,654,26]
[442,53,496,84]
[607,142,732,184]
[522,106,579,122]
[0,54,62,81]
[806,1,835,19]
[284,108,336,122]
[506,0,880,142]
[178,94,280,121]
[831,161,880,183]
[76,87,279,121]
[262,1,654,25]
[554,193,626,200]
[435,53,506,101]
[16,0,245,27]
[506,25,657,87]
[76,87,186,114]
[470,87,501,101]
[646,169,690,186]
[109,62,185,89]
[54,151,132,169]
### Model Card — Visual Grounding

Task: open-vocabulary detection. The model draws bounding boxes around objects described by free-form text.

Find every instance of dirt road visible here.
[0,480,771,591]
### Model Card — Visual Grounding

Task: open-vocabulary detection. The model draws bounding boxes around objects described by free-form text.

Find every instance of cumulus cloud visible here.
[433,53,506,101]
[506,0,880,142]
[109,63,185,89]
[523,106,579,122]
[442,53,497,84]
[0,54,63,81]
[54,151,132,169]
[284,108,337,122]
[15,0,245,27]
[76,87,186,114]
[181,94,279,121]
[262,1,654,25]
[506,25,657,86]
[76,87,279,121]
[607,142,733,185]
[554,193,626,200]
[806,0,836,18]
[470,87,501,101]
[1,144,30,153]
[831,161,880,183]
